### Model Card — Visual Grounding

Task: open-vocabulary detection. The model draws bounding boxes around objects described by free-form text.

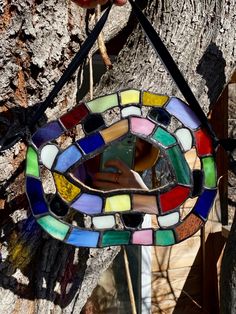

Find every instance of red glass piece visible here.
[159,185,190,213]
[194,128,213,156]
[60,103,89,129]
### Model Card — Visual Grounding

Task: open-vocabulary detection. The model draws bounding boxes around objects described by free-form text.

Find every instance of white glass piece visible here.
[175,128,193,152]
[92,215,115,229]
[158,212,180,228]
[40,144,59,169]
[121,106,142,118]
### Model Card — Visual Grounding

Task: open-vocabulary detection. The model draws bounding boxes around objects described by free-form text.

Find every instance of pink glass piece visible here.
[130,117,156,136]
[132,229,153,245]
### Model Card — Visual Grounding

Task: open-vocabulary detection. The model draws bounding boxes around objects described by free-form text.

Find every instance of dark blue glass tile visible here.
[66,228,100,247]
[193,189,217,220]
[26,176,49,215]
[32,121,64,148]
[148,108,171,126]
[77,133,105,154]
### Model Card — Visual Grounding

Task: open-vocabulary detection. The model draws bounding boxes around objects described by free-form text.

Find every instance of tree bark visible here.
[0,0,235,313]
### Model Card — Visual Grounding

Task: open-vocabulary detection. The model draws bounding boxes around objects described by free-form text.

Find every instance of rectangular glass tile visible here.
[202,157,217,188]
[121,106,142,118]
[100,120,129,144]
[77,133,105,154]
[132,194,158,214]
[26,177,49,215]
[60,103,89,129]
[155,230,175,246]
[167,146,191,185]
[158,212,180,228]
[87,94,118,113]
[166,98,201,129]
[120,90,140,105]
[32,121,64,148]
[159,185,190,213]
[105,195,131,212]
[175,213,203,241]
[193,189,217,219]
[92,215,115,229]
[26,146,39,177]
[130,117,156,136]
[195,128,213,156]
[37,215,69,241]
[71,193,103,214]
[152,127,176,147]
[102,230,130,246]
[142,92,168,107]
[66,228,99,247]
[53,173,81,202]
[54,145,82,173]
[132,229,153,245]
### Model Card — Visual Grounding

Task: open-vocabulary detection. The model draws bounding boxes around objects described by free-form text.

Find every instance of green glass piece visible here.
[202,157,217,188]
[87,93,119,113]
[37,215,69,240]
[152,127,176,147]
[102,231,130,246]
[26,146,40,177]
[167,145,191,185]
[155,230,175,246]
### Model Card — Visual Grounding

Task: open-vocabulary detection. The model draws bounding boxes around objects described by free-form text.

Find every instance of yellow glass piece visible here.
[53,173,81,202]
[142,92,169,107]
[120,90,140,105]
[100,120,129,143]
[105,195,131,212]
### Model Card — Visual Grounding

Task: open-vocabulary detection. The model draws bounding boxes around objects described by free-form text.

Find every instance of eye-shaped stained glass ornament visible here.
[25,89,217,247]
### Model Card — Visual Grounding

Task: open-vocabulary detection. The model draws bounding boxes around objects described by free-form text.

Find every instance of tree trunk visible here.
[0,0,235,313]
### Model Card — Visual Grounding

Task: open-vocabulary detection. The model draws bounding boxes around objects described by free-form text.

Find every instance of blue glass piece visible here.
[166,98,201,129]
[26,176,49,215]
[32,121,64,148]
[77,133,105,154]
[66,228,100,247]
[193,189,217,220]
[54,145,82,173]
[148,108,171,126]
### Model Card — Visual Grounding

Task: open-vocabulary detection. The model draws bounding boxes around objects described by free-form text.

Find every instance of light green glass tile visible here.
[37,215,69,240]
[155,230,175,246]
[26,146,40,177]
[152,127,176,147]
[87,94,118,113]
[202,157,217,188]
[102,231,130,246]
[120,89,140,105]
[167,146,191,185]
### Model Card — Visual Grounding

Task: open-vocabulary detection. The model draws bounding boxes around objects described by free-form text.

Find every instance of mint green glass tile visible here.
[26,146,40,177]
[37,215,69,241]
[87,94,119,113]
[155,230,175,246]
[102,231,130,246]
[202,157,217,188]
[167,146,191,185]
[152,127,176,147]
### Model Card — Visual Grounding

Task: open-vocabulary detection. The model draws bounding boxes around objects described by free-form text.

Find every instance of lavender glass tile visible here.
[166,98,201,130]
[71,193,103,214]
[32,121,64,148]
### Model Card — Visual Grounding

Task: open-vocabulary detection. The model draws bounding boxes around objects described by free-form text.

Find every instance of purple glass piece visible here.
[32,121,64,148]
[26,176,49,215]
[66,228,99,247]
[71,193,103,214]
[166,98,201,129]
[54,145,82,173]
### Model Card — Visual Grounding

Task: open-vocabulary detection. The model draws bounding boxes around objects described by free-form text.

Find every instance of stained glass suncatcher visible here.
[25,89,217,247]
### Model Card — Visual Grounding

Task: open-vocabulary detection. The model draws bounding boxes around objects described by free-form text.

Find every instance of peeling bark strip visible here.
[0,0,235,313]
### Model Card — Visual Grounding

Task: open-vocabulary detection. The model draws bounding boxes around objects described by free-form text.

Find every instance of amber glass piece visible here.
[143,92,168,107]
[53,173,81,202]
[175,213,203,241]
[132,194,158,214]
[100,120,129,144]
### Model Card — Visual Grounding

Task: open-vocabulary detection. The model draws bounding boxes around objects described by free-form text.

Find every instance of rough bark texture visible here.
[0,0,235,313]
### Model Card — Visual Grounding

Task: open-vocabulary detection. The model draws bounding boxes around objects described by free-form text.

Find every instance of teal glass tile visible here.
[155,230,175,246]
[37,215,69,241]
[101,231,130,246]
[152,127,176,147]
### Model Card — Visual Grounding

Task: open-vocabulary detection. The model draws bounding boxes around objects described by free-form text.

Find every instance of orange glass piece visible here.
[100,120,129,144]
[175,213,203,241]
